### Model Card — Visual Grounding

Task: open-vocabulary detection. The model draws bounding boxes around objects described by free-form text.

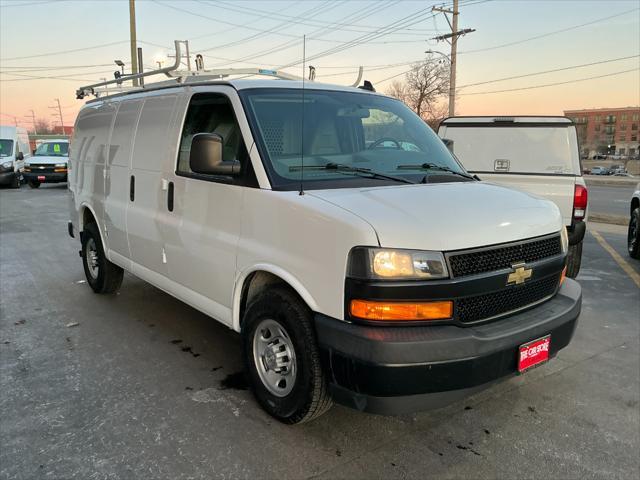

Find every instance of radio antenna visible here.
[299,34,306,196]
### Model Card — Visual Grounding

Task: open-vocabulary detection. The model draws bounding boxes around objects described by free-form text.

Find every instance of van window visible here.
[0,139,13,157]
[177,93,245,175]
[34,142,69,156]
[240,88,463,190]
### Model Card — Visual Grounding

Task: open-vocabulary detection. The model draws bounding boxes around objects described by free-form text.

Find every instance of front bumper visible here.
[23,171,67,183]
[315,278,581,414]
[0,171,17,185]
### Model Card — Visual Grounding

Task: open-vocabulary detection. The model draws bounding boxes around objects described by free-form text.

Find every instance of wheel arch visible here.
[232,265,320,332]
[78,203,107,251]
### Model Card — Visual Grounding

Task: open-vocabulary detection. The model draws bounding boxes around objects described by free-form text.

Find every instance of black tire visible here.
[28,181,40,189]
[628,207,640,259]
[242,286,332,424]
[81,222,124,294]
[566,241,583,279]
[11,173,20,189]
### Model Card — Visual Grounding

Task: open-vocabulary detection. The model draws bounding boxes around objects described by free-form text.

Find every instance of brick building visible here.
[563,106,639,158]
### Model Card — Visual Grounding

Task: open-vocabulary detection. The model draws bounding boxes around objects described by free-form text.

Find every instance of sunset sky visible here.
[1,0,639,130]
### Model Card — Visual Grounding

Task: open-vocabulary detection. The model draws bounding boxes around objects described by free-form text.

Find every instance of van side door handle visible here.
[167,181,174,212]
[129,175,135,201]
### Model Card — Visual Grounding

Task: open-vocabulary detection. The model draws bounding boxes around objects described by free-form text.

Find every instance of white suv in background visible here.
[23,139,69,188]
[68,80,581,423]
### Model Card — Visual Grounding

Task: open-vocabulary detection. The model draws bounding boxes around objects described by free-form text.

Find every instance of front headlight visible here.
[1,161,12,169]
[348,247,449,280]
[560,227,569,254]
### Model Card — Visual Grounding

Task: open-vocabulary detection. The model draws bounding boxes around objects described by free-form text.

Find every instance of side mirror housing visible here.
[189,133,240,176]
[16,152,24,161]
[441,138,454,153]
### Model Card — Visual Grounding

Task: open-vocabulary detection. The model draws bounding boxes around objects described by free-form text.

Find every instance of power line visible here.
[458,7,639,54]
[199,0,440,35]
[459,68,638,96]
[0,41,129,62]
[458,54,640,88]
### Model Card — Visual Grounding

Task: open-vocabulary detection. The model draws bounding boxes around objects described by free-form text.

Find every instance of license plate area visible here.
[37,175,46,181]
[518,335,550,373]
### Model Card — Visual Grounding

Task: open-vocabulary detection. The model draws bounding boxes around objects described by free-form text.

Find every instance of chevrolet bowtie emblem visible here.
[507,263,532,285]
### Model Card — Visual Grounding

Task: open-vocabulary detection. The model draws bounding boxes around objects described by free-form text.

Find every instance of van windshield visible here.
[35,142,68,157]
[0,139,13,157]
[241,88,467,190]
[442,125,578,175]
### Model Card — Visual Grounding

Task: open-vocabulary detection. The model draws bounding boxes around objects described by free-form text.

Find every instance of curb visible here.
[589,213,628,226]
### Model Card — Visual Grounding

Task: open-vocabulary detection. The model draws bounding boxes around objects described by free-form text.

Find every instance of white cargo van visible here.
[438,117,588,278]
[0,125,30,188]
[68,76,581,423]
[23,139,69,188]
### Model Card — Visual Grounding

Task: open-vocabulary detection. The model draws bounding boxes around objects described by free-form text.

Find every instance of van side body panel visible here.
[234,189,379,330]
[69,102,118,244]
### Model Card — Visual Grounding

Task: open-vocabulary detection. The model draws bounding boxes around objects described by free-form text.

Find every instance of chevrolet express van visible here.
[23,139,69,188]
[0,125,30,188]
[438,117,588,278]
[68,80,581,423]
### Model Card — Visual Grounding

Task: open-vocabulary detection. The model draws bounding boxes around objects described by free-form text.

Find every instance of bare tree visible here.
[386,55,449,128]
[34,117,54,134]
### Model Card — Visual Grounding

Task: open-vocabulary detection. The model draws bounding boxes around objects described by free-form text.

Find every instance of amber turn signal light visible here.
[350,299,453,321]
[559,266,567,286]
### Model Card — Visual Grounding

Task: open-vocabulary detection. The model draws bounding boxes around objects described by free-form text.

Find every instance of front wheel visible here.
[242,286,332,424]
[81,222,124,294]
[628,207,640,259]
[28,181,40,189]
[11,173,20,189]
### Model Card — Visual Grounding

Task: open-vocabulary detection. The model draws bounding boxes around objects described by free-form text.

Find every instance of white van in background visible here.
[438,117,588,278]
[0,125,30,188]
[68,80,581,423]
[23,139,70,188]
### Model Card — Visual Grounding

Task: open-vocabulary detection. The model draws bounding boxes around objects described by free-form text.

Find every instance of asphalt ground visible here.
[587,184,636,218]
[1,184,639,480]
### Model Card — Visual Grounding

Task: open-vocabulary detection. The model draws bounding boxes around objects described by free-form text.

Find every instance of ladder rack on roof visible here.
[75,40,364,99]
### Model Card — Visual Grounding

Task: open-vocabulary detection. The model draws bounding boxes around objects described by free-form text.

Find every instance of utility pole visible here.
[25,110,37,134]
[432,0,475,117]
[49,99,65,135]
[129,0,139,86]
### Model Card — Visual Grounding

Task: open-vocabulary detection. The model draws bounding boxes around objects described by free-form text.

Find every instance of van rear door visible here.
[438,118,580,227]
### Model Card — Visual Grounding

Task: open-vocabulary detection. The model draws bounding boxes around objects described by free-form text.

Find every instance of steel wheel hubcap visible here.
[86,238,99,279]
[252,319,296,397]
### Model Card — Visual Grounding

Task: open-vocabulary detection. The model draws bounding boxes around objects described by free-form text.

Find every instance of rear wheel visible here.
[81,222,124,294]
[28,181,40,189]
[242,286,332,424]
[566,241,583,278]
[628,207,640,259]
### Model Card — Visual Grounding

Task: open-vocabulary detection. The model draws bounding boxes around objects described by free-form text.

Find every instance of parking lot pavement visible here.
[1,185,639,480]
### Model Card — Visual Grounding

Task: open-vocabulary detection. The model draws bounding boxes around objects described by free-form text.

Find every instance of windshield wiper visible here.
[290,162,415,184]
[397,163,475,180]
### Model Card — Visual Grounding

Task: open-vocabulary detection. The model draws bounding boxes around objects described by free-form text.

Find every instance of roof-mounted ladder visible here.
[76,40,364,99]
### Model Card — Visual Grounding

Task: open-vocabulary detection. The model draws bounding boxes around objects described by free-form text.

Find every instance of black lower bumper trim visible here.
[315,279,581,414]
[23,172,67,183]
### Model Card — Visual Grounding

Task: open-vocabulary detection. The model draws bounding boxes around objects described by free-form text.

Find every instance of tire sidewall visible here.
[629,208,640,257]
[242,289,318,422]
[81,223,107,292]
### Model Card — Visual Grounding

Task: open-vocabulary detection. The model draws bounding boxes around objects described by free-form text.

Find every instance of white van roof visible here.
[85,78,382,104]
[0,125,29,138]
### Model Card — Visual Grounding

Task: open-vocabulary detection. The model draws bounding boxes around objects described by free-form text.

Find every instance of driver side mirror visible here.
[16,152,24,161]
[189,133,240,176]
[441,138,454,153]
